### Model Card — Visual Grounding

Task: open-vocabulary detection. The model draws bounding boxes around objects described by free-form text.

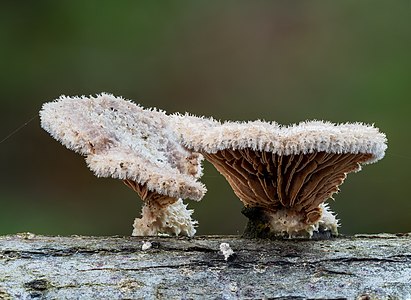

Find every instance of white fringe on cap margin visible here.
[171,116,386,164]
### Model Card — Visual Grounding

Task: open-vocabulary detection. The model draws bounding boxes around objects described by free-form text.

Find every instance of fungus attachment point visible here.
[40,93,206,237]
[173,117,387,238]
[124,180,197,236]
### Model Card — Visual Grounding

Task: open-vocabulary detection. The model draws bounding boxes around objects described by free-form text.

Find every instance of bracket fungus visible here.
[172,116,387,238]
[40,93,206,237]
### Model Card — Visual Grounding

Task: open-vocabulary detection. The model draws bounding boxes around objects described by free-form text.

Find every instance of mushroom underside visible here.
[203,149,372,226]
[123,179,177,207]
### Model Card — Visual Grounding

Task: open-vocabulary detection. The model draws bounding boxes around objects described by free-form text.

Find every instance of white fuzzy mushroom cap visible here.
[40,93,206,201]
[171,116,387,164]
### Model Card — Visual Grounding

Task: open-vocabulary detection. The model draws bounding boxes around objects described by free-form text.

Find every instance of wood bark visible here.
[0,233,410,299]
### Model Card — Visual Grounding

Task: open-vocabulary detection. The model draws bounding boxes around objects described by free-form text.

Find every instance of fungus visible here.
[40,93,206,237]
[172,116,387,238]
[220,242,235,261]
[141,241,152,251]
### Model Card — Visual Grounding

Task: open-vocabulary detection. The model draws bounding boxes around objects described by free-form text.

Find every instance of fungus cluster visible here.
[40,93,387,238]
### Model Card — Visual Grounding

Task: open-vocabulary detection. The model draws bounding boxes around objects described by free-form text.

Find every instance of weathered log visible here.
[0,233,410,299]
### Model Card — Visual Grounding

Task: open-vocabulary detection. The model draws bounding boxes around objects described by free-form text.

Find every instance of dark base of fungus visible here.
[241,207,335,239]
[204,149,372,237]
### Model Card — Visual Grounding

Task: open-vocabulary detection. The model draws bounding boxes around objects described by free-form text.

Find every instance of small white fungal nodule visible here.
[141,241,152,251]
[220,242,235,261]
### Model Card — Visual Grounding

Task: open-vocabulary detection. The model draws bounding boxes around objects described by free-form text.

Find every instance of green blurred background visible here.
[0,1,410,236]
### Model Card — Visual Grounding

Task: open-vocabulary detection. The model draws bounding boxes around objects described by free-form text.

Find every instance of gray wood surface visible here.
[0,233,410,299]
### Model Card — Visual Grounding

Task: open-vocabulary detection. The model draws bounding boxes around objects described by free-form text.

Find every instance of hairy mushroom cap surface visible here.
[40,93,206,236]
[172,116,387,237]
